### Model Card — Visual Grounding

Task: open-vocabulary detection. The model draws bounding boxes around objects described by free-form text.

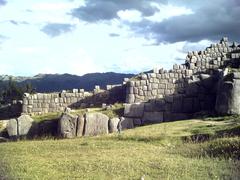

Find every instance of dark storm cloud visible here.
[41,23,75,37]
[109,33,120,37]
[130,0,240,43]
[0,0,6,6]
[71,0,163,22]
[70,0,240,43]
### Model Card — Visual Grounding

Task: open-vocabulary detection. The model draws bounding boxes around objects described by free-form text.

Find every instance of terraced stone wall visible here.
[124,38,240,124]
[22,84,125,115]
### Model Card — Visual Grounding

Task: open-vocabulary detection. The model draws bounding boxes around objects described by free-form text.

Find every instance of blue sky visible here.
[0,0,239,76]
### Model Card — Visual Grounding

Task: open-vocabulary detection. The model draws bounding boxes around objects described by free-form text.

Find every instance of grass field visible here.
[0,115,240,179]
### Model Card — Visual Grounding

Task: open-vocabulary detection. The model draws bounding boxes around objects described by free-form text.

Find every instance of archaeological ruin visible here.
[3,37,240,139]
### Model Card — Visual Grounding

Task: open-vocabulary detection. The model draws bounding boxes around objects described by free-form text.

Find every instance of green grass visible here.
[32,103,124,123]
[0,117,240,179]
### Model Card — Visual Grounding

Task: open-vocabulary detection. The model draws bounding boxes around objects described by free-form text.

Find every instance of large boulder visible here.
[124,103,144,118]
[18,115,34,136]
[109,118,120,133]
[215,72,240,115]
[0,120,8,130]
[76,115,85,137]
[58,113,78,138]
[119,117,134,130]
[142,112,163,124]
[84,112,109,136]
[7,115,34,139]
[6,119,18,138]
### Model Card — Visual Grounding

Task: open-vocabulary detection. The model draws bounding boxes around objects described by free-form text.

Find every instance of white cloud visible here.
[16,46,46,54]
[117,10,142,22]
[146,4,194,22]
[65,49,104,75]
[32,2,77,11]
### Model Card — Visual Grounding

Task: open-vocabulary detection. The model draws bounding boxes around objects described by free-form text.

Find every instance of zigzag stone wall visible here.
[124,37,240,124]
[22,84,125,115]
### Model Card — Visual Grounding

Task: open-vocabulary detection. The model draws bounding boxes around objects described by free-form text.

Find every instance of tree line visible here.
[0,77,35,105]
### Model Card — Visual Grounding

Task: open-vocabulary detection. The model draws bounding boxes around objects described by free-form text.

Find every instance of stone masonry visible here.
[124,37,240,124]
[22,84,125,115]
[21,37,240,123]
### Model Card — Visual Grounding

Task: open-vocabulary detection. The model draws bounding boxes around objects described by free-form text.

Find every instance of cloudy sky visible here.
[0,0,239,76]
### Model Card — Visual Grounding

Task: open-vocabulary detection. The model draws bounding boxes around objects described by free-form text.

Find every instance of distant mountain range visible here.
[0,72,134,93]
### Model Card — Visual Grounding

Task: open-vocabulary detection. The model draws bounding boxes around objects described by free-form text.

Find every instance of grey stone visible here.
[142,112,164,124]
[185,83,199,96]
[109,118,120,133]
[172,95,183,113]
[7,115,34,139]
[59,113,78,138]
[165,96,173,103]
[84,113,109,136]
[7,119,18,138]
[127,94,135,104]
[18,115,34,136]
[233,72,240,79]
[164,112,189,122]
[144,102,155,112]
[120,117,134,130]
[216,75,240,115]
[182,98,193,113]
[141,74,147,80]
[76,115,85,137]
[64,107,72,113]
[124,103,144,118]
[133,118,142,126]
[0,120,8,130]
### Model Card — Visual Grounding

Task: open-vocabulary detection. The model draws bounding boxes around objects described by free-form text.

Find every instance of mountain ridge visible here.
[0,72,134,93]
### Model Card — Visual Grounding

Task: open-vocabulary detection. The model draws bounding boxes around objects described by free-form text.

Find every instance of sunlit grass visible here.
[0,116,240,179]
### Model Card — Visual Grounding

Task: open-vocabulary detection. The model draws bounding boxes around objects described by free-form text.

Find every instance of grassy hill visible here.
[0,115,240,179]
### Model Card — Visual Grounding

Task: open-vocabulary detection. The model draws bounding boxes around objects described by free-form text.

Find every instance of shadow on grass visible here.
[28,119,59,140]
[107,134,167,143]
[182,125,240,143]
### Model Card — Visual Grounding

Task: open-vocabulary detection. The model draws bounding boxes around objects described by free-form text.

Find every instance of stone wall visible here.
[215,72,240,115]
[124,38,240,124]
[22,84,126,115]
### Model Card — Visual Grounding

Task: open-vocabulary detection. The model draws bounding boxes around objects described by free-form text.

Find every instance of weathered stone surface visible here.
[133,118,142,126]
[182,98,193,113]
[76,115,85,137]
[7,119,18,137]
[172,96,183,113]
[233,72,240,79]
[7,115,34,138]
[124,103,144,118]
[18,115,34,136]
[0,120,8,130]
[84,113,109,136]
[216,74,240,115]
[58,113,78,138]
[109,117,120,133]
[164,112,190,122]
[142,112,163,124]
[120,117,134,130]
